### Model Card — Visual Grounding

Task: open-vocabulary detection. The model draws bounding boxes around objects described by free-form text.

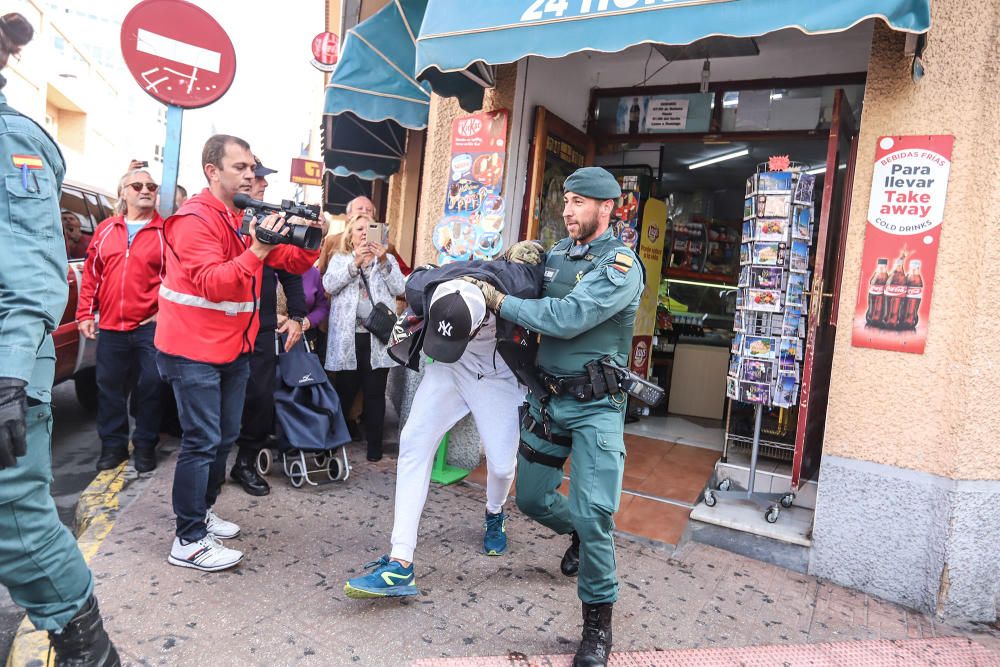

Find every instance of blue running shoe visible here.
[344,555,419,599]
[484,510,508,556]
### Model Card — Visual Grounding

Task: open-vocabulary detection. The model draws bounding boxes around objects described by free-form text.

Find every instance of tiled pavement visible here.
[82,441,999,666]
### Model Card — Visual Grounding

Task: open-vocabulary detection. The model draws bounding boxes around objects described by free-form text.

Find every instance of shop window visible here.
[593,92,714,136]
[719,84,864,132]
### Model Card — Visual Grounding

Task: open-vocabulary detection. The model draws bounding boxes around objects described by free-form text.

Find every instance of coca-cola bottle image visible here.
[629,97,640,134]
[900,260,924,330]
[865,258,889,326]
[882,257,908,329]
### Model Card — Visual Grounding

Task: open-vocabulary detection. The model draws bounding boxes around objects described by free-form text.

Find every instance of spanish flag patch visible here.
[611,252,633,274]
[12,154,44,170]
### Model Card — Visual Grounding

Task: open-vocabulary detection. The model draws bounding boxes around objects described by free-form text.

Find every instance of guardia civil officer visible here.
[0,13,119,666]
[465,167,642,667]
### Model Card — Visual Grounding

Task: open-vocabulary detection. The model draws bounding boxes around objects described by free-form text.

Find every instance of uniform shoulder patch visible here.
[611,251,634,274]
[12,154,44,170]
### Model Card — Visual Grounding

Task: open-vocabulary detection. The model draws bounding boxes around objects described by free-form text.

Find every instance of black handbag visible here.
[357,265,395,344]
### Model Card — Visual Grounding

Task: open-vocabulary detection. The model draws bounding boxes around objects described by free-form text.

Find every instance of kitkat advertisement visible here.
[432,110,509,264]
[851,135,954,354]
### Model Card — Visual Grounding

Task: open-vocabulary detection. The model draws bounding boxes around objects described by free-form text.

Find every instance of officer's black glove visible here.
[0,378,29,470]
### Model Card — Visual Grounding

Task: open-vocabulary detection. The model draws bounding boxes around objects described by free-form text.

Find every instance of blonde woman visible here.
[323,215,404,461]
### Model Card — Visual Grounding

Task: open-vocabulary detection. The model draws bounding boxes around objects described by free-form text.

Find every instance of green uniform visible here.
[0,76,94,630]
[498,228,643,605]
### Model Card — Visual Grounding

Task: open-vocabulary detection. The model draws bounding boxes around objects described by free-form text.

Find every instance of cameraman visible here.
[155,134,319,572]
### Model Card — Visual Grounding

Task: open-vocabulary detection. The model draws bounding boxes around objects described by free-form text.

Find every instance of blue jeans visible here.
[156,352,250,541]
[96,322,162,453]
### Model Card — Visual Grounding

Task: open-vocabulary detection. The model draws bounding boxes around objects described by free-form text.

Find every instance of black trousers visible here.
[334,333,389,460]
[235,328,278,459]
[96,322,162,453]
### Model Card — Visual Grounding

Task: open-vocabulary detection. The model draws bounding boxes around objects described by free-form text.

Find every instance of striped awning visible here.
[323,0,488,180]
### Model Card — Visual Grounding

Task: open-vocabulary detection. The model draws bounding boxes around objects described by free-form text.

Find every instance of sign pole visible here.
[158,104,183,219]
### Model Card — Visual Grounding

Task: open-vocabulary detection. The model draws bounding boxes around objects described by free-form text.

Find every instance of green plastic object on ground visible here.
[430,433,470,485]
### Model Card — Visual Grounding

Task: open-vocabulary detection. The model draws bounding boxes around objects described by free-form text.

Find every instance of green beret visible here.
[563,167,622,201]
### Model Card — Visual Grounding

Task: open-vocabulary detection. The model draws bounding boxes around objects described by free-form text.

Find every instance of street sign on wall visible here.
[120,0,237,109]
[311,31,339,72]
[290,158,323,187]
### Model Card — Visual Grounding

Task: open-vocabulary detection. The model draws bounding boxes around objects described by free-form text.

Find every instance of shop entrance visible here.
[585,81,861,544]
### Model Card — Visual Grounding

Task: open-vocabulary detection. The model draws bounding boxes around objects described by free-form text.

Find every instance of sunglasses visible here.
[127,182,159,193]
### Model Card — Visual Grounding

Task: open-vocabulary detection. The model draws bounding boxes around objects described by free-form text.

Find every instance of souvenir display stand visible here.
[704,162,816,523]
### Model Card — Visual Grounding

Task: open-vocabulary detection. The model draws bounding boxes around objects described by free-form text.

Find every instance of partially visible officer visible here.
[465,167,643,667]
[229,156,307,496]
[155,134,318,572]
[77,167,165,473]
[0,12,120,666]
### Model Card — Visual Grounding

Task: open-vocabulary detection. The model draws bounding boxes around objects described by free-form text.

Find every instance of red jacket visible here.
[76,213,166,330]
[154,189,319,364]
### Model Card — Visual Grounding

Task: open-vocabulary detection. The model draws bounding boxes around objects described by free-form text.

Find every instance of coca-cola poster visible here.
[851,135,954,354]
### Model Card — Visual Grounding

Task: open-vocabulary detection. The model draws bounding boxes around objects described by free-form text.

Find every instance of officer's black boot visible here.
[573,601,613,667]
[229,449,270,496]
[47,595,121,667]
[560,531,580,577]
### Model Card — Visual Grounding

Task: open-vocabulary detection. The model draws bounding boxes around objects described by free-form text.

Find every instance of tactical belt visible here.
[518,441,568,469]
[539,362,618,402]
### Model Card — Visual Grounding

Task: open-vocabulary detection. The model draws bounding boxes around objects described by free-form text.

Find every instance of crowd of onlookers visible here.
[79,160,406,482]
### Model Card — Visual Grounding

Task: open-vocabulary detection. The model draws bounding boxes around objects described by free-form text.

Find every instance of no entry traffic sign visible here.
[120,0,236,109]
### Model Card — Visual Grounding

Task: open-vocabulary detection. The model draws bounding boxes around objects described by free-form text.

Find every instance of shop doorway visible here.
[591,84,859,544]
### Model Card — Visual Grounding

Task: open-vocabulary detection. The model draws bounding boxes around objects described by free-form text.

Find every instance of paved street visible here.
[78,444,1000,665]
[0,380,102,658]
[3,386,1000,665]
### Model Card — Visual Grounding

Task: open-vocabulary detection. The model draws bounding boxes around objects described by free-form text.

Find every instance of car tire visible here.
[74,367,98,413]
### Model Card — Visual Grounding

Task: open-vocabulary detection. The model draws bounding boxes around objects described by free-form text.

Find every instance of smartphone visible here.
[135,160,149,168]
[366,222,387,245]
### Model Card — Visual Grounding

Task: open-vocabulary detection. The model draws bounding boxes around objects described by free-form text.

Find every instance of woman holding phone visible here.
[323,214,405,461]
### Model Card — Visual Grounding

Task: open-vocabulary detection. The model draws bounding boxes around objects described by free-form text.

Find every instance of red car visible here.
[55,180,118,410]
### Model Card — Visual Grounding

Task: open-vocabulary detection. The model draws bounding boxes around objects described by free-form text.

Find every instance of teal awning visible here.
[324,0,432,130]
[416,0,931,76]
[322,0,488,180]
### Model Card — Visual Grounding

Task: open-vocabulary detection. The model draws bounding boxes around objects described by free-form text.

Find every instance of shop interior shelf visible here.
[665,267,736,284]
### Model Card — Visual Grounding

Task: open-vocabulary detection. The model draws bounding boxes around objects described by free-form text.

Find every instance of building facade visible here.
[323,0,1000,622]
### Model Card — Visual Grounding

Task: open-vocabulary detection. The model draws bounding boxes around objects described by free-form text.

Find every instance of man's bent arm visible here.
[499,252,643,340]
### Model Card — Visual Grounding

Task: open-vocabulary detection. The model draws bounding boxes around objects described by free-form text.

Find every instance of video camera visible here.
[234,193,323,251]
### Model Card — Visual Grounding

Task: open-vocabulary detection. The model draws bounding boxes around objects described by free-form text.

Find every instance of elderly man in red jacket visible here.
[77,167,166,473]
[155,134,318,572]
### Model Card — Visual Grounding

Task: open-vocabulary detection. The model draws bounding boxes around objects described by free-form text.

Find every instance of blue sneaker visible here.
[344,555,419,599]
[484,510,508,556]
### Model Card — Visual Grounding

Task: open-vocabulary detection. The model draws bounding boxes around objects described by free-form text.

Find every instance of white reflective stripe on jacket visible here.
[159,284,256,316]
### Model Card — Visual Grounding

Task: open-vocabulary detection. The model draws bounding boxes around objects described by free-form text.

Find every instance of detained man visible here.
[344,243,545,598]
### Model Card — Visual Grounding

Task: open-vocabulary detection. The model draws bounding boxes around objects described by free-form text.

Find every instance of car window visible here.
[61,187,98,261]
[98,193,117,219]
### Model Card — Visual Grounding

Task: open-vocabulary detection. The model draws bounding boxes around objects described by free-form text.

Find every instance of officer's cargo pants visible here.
[0,403,94,630]
[515,391,627,605]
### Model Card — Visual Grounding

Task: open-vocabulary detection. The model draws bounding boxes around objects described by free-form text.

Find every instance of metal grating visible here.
[411,637,1000,667]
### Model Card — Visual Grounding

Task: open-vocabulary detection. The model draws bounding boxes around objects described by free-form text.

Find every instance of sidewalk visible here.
[47,442,1000,665]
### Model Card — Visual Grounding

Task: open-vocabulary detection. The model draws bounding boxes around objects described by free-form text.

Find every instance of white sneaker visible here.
[205,509,240,539]
[168,535,243,572]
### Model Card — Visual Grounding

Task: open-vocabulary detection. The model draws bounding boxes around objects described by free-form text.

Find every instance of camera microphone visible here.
[233,193,263,210]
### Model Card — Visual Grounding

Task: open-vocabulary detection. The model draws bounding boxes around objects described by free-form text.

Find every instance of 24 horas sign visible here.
[852,135,954,355]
